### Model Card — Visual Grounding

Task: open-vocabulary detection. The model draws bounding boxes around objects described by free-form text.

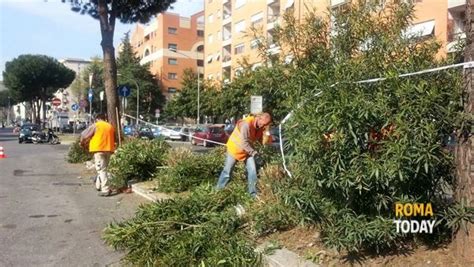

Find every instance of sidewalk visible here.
[131,181,319,267]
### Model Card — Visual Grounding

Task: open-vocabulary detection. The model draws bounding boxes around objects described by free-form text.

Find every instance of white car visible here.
[169,127,183,140]
[160,127,172,139]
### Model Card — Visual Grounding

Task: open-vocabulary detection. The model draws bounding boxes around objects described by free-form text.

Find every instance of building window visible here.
[168,87,177,93]
[235,0,246,9]
[208,34,214,43]
[197,59,204,67]
[168,73,177,80]
[168,43,178,51]
[197,45,204,52]
[208,14,214,23]
[168,27,177,34]
[235,20,246,33]
[250,39,260,50]
[234,43,245,54]
[168,58,178,65]
[251,12,263,27]
[197,30,204,37]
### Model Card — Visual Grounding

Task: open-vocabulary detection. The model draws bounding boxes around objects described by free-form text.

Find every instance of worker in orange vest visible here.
[216,112,272,198]
[80,114,116,196]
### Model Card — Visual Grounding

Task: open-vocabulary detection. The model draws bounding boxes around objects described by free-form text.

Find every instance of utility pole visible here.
[7,97,10,125]
[454,0,474,263]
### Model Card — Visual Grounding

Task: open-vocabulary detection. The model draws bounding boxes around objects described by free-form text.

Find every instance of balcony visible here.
[331,0,348,7]
[448,0,465,9]
[447,32,466,53]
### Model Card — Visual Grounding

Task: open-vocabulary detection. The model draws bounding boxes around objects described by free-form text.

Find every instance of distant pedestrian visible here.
[216,112,272,197]
[80,113,115,197]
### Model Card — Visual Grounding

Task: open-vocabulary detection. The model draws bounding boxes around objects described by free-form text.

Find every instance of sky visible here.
[0,0,204,80]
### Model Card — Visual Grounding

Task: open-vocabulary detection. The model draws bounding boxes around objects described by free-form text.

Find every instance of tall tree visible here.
[117,33,164,120]
[63,0,175,131]
[454,0,474,262]
[164,69,199,121]
[2,54,75,124]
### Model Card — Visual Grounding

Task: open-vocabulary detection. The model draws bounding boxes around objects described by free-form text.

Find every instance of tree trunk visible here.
[41,95,47,129]
[98,0,120,131]
[454,0,474,264]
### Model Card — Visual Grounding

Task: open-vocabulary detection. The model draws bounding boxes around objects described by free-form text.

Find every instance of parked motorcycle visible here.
[31,128,60,145]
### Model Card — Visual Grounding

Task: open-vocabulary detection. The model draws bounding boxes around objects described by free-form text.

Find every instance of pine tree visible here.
[117,33,164,120]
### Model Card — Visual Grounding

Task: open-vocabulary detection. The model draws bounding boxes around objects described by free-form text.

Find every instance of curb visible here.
[131,182,170,202]
[263,248,320,267]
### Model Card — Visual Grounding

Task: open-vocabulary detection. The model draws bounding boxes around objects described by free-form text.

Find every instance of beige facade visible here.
[204,0,466,82]
[130,11,205,99]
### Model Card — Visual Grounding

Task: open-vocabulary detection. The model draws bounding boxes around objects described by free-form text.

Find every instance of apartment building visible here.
[204,0,466,83]
[130,11,205,99]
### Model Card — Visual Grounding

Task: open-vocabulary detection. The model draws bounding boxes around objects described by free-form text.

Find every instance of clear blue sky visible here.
[0,0,204,80]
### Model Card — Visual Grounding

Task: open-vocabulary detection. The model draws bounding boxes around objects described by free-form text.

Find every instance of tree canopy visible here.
[2,54,75,123]
[63,0,175,131]
[117,32,164,119]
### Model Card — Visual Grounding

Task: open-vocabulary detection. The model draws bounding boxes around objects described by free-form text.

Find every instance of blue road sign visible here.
[118,85,131,97]
[71,103,79,111]
[88,88,93,101]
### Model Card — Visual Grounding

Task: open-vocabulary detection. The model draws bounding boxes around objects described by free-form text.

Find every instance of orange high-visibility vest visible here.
[89,120,115,153]
[227,116,266,161]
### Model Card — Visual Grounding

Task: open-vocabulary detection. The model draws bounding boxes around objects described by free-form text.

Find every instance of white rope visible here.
[279,61,474,178]
[122,113,226,146]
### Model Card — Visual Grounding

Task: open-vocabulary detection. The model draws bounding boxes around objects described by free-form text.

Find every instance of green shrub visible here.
[155,147,226,193]
[66,139,92,163]
[108,139,170,188]
[103,184,261,266]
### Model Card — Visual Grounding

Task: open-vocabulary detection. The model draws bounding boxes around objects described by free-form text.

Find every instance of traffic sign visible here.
[118,85,131,97]
[250,96,263,114]
[79,99,88,108]
[88,88,93,101]
[71,103,79,111]
[52,98,61,106]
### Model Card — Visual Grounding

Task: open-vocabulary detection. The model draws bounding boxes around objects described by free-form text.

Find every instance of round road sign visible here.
[52,98,61,106]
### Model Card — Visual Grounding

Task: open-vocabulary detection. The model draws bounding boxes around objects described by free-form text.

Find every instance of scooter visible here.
[31,128,60,145]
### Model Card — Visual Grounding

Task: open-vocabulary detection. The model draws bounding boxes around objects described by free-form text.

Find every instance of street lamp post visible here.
[132,80,140,125]
[7,96,11,125]
[197,69,200,124]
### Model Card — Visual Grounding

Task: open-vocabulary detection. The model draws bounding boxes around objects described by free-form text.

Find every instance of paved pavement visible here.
[0,127,146,266]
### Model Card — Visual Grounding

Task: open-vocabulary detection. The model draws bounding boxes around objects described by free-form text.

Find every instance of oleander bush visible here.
[66,138,92,163]
[104,0,474,263]
[108,138,170,188]
[154,147,227,193]
[103,184,261,266]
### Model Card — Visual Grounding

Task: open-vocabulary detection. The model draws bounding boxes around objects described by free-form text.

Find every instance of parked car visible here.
[151,126,162,138]
[18,123,41,143]
[123,125,136,136]
[170,126,195,141]
[61,123,74,133]
[137,126,154,140]
[169,127,183,141]
[191,125,228,147]
[160,126,173,139]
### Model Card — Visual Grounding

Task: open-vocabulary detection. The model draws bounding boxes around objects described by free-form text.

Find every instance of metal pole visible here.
[197,70,200,124]
[7,97,10,125]
[135,81,139,125]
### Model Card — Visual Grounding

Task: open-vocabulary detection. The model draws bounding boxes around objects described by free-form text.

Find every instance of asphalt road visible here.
[0,127,146,266]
